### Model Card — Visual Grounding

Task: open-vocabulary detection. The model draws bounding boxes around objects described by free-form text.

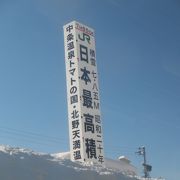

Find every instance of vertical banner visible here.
[64,21,104,165]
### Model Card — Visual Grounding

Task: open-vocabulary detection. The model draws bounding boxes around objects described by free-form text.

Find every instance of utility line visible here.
[0,126,67,142]
[0,126,139,154]
[0,134,64,147]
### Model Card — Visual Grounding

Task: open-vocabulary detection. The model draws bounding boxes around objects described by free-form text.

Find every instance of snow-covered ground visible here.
[0,145,164,180]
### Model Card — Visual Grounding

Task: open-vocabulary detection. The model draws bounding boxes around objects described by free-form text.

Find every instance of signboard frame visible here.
[64,21,104,165]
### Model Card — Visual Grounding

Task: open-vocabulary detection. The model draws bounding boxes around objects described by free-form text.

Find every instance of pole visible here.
[136,146,151,178]
[142,146,148,178]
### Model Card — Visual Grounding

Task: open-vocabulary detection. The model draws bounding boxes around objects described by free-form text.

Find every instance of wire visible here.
[0,126,139,155]
[0,126,66,142]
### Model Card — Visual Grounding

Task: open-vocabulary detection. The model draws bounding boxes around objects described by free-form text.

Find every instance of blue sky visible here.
[0,0,180,179]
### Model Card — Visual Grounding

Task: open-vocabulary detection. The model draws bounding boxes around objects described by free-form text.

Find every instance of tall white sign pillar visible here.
[63,21,104,165]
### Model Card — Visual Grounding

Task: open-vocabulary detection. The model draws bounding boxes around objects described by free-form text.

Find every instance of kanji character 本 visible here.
[72,130,80,139]
[73,140,81,150]
[72,120,79,129]
[84,113,94,133]
[73,150,81,160]
[82,89,93,108]
[78,33,90,44]
[85,138,97,159]
[70,95,78,104]
[67,33,74,42]
[71,110,79,119]
[80,45,88,63]
[81,67,91,85]
[66,25,73,32]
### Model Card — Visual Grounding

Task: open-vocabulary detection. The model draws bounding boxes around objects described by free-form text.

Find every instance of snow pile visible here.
[0,145,165,180]
[52,151,137,176]
[0,144,140,180]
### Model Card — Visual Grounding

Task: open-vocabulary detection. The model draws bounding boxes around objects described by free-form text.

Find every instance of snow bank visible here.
[0,145,139,180]
[0,145,163,180]
[0,146,165,180]
[52,151,137,176]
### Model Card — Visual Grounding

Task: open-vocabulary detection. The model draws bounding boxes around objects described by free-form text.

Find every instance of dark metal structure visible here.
[136,146,152,178]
